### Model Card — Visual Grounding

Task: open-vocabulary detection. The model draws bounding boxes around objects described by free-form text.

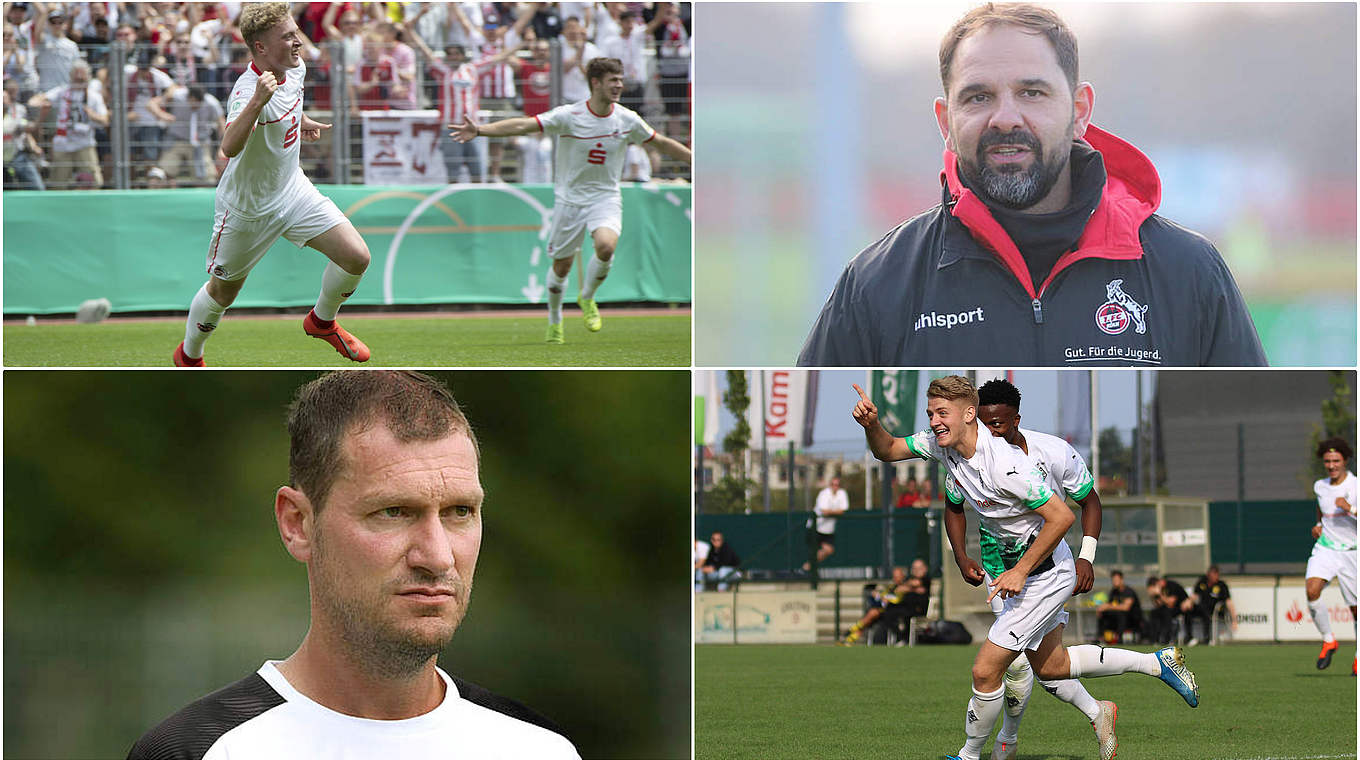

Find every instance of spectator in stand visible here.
[164,31,200,86]
[593,2,625,49]
[896,477,922,509]
[520,2,561,42]
[124,47,175,170]
[189,5,232,102]
[475,6,528,181]
[443,2,484,49]
[700,531,740,591]
[3,77,45,189]
[1095,570,1142,644]
[513,37,551,183]
[33,4,80,92]
[27,58,106,188]
[648,1,689,159]
[600,9,644,112]
[558,15,597,103]
[373,20,417,109]
[321,4,366,112]
[403,17,520,183]
[840,560,931,645]
[4,20,39,97]
[692,537,710,592]
[1186,564,1236,646]
[159,83,223,186]
[1145,575,1191,646]
[621,143,649,182]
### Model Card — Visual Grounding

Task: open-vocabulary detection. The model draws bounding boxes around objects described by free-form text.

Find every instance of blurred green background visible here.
[4,371,690,760]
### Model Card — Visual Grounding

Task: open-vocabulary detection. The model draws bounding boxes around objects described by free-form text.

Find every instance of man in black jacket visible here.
[700,531,741,591]
[798,3,1266,367]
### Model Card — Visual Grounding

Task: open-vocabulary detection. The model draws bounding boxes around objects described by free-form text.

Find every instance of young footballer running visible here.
[851,376,1198,760]
[450,57,691,344]
[1307,437,1357,674]
[174,2,371,366]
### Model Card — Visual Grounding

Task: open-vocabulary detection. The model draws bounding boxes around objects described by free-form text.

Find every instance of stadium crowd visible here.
[3,0,692,190]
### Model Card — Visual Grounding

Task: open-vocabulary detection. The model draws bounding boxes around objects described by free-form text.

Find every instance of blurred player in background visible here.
[1307,437,1357,674]
[852,376,1199,760]
[174,2,371,367]
[969,378,1110,760]
[450,57,691,344]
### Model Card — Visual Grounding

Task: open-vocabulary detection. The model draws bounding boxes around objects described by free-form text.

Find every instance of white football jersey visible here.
[906,426,1057,579]
[128,661,581,760]
[217,61,310,217]
[1313,472,1357,552]
[535,100,654,206]
[1018,427,1096,501]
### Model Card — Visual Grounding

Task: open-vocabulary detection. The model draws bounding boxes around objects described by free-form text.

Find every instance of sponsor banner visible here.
[361,110,448,185]
[1161,528,1207,547]
[694,590,817,644]
[748,371,811,449]
[692,371,720,447]
[1276,583,1355,641]
[870,370,917,437]
[1226,586,1275,641]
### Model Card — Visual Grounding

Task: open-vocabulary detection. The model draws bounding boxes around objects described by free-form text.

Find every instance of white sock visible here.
[1309,599,1334,641]
[959,685,1004,760]
[314,263,363,322]
[1039,677,1102,722]
[996,658,1033,743]
[580,254,612,300]
[546,269,568,325]
[183,284,227,359]
[1067,644,1161,678]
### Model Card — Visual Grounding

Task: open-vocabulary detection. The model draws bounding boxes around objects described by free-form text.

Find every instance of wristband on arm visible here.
[1078,535,1098,563]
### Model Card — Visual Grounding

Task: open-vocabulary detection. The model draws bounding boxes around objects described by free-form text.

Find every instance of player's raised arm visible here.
[221,70,278,158]
[649,132,691,164]
[450,115,539,143]
[987,494,1075,603]
[851,383,916,462]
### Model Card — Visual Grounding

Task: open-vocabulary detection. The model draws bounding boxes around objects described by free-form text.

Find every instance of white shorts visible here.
[985,542,1076,652]
[205,183,348,281]
[1306,542,1357,606]
[546,197,623,261]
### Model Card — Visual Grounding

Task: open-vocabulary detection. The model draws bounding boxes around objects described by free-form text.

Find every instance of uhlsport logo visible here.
[1095,279,1149,335]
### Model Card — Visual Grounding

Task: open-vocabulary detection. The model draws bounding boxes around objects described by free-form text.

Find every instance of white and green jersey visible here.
[1313,472,1357,552]
[905,427,1056,578]
[1018,427,1095,502]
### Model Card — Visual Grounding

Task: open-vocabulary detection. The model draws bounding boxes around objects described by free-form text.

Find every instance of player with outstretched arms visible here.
[851,376,1198,760]
[1306,437,1357,674]
[449,57,691,344]
[174,2,371,367]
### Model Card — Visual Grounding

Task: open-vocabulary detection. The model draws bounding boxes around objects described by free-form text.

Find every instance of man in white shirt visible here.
[450,56,690,343]
[810,476,848,566]
[27,59,106,188]
[600,10,646,112]
[173,2,372,367]
[1307,437,1357,673]
[127,371,580,760]
[852,376,1200,760]
[559,15,599,103]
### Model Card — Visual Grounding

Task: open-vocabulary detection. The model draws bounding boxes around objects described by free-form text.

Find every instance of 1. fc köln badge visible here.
[1095,279,1149,335]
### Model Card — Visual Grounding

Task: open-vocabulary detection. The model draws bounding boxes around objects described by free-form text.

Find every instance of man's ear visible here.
[276,486,316,563]
[1071,81,1095,140]
[933,96,954,153]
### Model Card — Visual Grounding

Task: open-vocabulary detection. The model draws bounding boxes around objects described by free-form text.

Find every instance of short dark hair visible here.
[1317,436,1353,461]
[585,57,623,88]
[939,3,1079,96]
[288,371,478,511]
[1207,564,1220,574]
[187,85,205,102]
[1110,569,1123,579]
[977,378,1022,410]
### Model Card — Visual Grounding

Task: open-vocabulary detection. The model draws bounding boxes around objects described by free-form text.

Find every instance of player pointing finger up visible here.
[851,383,879,429]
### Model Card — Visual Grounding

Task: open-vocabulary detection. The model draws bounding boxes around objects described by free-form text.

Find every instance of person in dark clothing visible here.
[700,532,741,591]
[840,559,933,645]
[1146,575,1190,645]
[1186,565,1236,645]
[1095,570,1142,643]
[798,3,1266,368]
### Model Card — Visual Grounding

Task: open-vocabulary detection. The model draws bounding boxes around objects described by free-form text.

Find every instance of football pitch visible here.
[696,644,1358,760]
[2,312,690,367]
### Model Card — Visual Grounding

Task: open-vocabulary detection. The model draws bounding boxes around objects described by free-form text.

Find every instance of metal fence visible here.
[8,32,691,191]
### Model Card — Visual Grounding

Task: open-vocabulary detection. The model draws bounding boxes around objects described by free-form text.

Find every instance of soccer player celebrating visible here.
[173,2,372,367]
[851,377,1198,760]
[449,57,692,344]
[970,378,1110,760]
[1307,437,1357,674]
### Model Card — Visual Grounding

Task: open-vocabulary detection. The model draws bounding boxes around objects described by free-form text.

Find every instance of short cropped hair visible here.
[977,379,1022,410]
[288,371,478,511]
[238,2,292,50]
[939,3,1079,95]
[585,57,624,87]
[927,375,980,410]
[1317,437,1353,461]
[1110,569,1123,579]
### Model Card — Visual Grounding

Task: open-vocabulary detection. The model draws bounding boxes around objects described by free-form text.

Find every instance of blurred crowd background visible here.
[4,370,690,759]
[3,0,692,190]
[694,3,1356,367]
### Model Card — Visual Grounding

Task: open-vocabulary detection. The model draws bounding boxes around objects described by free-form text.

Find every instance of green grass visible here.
[3,314,690,367]
[696,643,1358,760]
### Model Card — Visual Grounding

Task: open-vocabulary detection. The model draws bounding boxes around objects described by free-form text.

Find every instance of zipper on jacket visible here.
[1031,298,1043,324]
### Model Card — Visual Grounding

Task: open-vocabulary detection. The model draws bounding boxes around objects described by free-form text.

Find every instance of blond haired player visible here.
[450,57,691,344]
[1307,437,1357,674]
[174,2,371,367]
[851,376,1198,760]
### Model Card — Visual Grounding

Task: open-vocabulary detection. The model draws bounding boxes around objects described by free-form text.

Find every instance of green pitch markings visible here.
[3,314,691,367]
